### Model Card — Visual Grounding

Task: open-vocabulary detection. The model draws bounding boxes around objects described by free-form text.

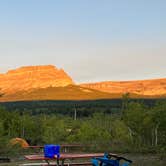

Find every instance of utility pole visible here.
[74,106,77,120]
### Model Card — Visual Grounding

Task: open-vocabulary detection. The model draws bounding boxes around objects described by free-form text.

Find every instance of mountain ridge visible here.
[80,78,166,96]
[0,65,165,101]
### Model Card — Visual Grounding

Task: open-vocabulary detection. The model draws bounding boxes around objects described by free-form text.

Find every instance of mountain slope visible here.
[1,85,165,102]
[0,85,124,101]
[80,78,166,96]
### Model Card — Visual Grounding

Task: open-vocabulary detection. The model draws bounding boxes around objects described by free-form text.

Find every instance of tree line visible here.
[0,98,166,156]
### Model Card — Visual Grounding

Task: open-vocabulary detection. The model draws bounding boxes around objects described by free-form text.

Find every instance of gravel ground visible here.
[0,154,165,166]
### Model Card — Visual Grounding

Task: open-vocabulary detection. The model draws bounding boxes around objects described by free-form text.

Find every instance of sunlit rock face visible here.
[0,65,74,94]
[80,78,166,96]
[0,65,165,99]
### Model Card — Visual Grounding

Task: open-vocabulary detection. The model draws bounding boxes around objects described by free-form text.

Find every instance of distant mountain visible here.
[0,65,74,94]
[0,65,165,102]
[80,78,166,96]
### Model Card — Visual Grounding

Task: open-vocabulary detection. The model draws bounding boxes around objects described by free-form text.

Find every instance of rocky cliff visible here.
[80,78,166,96]
[0,65,165,101]
[0,65,74,94]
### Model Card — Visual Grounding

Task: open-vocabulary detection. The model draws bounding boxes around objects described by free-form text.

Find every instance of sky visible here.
[0,0,166,83]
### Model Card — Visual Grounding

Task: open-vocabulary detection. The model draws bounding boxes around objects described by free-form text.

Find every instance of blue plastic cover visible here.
[44,144,60,158]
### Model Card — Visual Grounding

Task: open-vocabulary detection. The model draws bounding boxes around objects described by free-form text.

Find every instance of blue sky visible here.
[0,0,166,83]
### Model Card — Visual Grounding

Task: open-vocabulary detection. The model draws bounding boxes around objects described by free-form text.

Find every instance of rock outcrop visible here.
[0,65,74,94]
[0,65,165,100]
[80,78,166,96]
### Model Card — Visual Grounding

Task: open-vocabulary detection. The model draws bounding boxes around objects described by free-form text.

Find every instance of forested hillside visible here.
[0,98,165,155]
